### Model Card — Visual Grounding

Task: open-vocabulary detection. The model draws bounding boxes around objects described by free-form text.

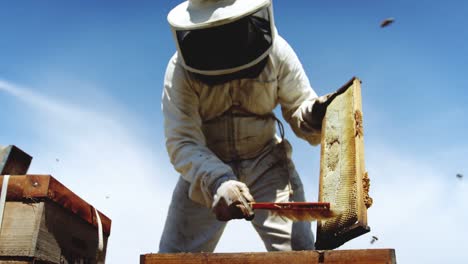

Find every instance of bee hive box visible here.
[0,175,111,264]
[315,77,372,249]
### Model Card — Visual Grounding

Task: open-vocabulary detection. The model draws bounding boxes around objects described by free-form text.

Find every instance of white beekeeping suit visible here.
[159,0,338,252]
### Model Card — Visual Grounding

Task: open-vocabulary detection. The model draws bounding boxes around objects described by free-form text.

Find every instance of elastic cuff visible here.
[210,172,237,196]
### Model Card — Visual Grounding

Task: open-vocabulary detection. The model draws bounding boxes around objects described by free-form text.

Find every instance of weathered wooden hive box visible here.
[0,175,111,264]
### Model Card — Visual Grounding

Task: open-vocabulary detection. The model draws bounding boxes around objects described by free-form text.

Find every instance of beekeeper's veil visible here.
[168,0,275,76]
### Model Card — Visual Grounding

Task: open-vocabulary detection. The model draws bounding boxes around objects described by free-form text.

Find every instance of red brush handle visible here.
[252,202,330,210]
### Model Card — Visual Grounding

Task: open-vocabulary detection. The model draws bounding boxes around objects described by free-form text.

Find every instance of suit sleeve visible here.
[275,36,322,145]
[162,55,236,207]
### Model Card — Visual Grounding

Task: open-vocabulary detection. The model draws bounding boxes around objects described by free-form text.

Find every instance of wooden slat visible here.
[0,202,43,257]
[140,249,396,264]
[0,175,111,236]
[141,251,319,264]
[323,249,396,264]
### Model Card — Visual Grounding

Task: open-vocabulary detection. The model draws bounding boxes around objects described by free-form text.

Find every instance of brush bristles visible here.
[270,209,341,222]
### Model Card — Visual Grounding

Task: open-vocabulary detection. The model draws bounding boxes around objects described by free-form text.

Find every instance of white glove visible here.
[212,180,255,221]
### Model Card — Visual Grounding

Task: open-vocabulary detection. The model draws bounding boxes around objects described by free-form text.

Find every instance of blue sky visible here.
[1,1,467,263]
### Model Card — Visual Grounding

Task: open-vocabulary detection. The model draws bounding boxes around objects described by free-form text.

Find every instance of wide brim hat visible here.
[167,0,275,76]
[168,0,271,30]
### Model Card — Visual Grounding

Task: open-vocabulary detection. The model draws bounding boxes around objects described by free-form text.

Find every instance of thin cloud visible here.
[0,79,76,117]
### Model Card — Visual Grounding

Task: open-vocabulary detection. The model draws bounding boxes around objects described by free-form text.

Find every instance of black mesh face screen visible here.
[176,6,272,72]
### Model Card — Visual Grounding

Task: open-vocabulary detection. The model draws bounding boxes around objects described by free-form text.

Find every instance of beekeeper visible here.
[159,0,342,252]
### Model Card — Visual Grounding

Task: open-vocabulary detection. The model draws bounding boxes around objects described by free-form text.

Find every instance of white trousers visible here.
[158,141,315,252]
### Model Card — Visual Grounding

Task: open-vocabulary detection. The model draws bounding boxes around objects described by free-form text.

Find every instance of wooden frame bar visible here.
[316,77,371,249]
[140,249,396,264]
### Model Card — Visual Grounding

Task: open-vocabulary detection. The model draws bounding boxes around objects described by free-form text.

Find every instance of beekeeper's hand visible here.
[212,180,255,221]
[305,84,349,129]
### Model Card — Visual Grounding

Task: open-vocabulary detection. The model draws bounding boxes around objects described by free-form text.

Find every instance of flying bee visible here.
[380,18,395,28]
